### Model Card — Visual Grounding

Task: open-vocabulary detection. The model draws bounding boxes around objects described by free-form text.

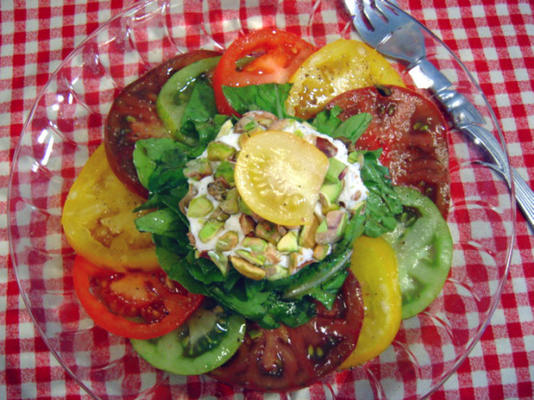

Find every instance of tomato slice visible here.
[210,272,364,391]
[61,144,158,272]
[234,130,329,226]
[327,85,451,217]
[340,236,401,368]
[383,186,453,319]
[72,256,204,340]
[212,28,316,115]
[105,50,221,197]
[286,39,405,119]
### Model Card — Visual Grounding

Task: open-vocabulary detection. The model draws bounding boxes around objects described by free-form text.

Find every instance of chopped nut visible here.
[239,214,256,235]
[208,250,229,275]
[198,220,224,243]
[265,243,282,265]
[242,237,268,253]
[316,137,338,157]
[184,158,212,180]
[207,179,228,201]
[255,221,282,244]
[186,195,213,218]
[207,141,236,161]
[211,207,230,222]
[219,188,239,215]
[179,185,198,215]
[234,111,277,133]
[236,249,265,266]
[265,264,289,280]
[315,210,347,244]
[313,244,330,261]
[230,256,266,280]
[216,231,239,252]
[299,215,319,248]
[214,160,235,186]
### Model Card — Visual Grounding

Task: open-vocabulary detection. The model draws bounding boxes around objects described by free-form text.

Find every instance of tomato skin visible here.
[210,272,364,392]
[105,50,221,197]
[340,236,401,368]
[286,39,405,119]
[327,85,450,217]
[72,256,204,340]
[213,28,316,115]
[383,186,453,319]
[61,144,158,272]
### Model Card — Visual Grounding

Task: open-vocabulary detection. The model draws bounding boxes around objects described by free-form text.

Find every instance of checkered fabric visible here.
[1,0,533,399]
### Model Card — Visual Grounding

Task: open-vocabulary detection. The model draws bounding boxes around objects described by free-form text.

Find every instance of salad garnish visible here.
[61,27,452,392]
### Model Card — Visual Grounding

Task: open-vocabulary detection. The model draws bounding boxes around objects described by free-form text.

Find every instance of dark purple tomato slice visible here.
[105,50,220,197]
[327,85,451,217]
[209,272,364,392]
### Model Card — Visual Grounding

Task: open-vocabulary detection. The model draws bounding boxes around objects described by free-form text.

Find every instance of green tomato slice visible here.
[156,56,221,143]
[131,306,245,375]
[383,186,453,319]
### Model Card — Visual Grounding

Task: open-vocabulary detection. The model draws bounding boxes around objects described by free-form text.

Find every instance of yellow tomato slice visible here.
[340,236,401,368]
[235,130,329,226]
[286,39,405,119]
[61,144,158,272]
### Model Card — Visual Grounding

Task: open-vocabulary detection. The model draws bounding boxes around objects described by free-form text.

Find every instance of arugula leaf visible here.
[307,269,349,309]
[278,213,364,300]
[131,81,402,330]
[133,138,188,194]
[180,78,218,134]
[155,241,208,295]
[312,106,372,144]
[222,83,293,118]
[312,105,343,133]
[135,209,184,237]
[359,150,403,237]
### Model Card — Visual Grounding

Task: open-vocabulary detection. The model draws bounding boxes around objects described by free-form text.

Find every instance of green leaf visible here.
[278,214,364,300]
[332,113,372,143]
[312,107,372,144]
[155,242,207,295]
[222,83,293,118]
[307,269,348,309]
[311,105,343,134]
[359,150,403,237]
[133,138,188,194]
[135,209,183,237]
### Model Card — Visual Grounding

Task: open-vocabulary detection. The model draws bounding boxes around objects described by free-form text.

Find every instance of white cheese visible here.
[186,118,368,275]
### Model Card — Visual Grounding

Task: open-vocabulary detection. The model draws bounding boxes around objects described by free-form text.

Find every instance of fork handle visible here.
[512,169,534,229]
[414,59,534,229]
[412,60,486,125]
[465,128,534,230]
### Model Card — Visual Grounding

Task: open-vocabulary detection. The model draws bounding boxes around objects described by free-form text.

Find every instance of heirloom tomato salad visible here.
[61,28,453,391]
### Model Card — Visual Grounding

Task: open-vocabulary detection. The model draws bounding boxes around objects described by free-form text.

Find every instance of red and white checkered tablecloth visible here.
[1,0,533,399]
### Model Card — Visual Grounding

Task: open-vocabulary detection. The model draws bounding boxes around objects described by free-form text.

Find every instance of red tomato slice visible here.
[327,85,451,217]
[72,256,204,340]
[213,28,316,115]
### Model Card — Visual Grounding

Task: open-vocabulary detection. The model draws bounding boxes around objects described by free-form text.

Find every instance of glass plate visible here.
[8,0,515,399]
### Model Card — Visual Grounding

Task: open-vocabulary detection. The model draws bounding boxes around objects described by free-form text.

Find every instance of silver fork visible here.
[345,0,534,229]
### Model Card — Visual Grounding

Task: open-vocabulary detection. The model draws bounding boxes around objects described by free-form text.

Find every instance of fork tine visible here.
[361,0,389,39]
[374,0,411,26]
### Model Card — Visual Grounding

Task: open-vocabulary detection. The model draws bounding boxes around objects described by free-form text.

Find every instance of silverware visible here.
[345,0,534,229]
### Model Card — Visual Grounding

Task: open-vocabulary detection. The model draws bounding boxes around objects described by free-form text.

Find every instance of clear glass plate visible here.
[8,0,515,399]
